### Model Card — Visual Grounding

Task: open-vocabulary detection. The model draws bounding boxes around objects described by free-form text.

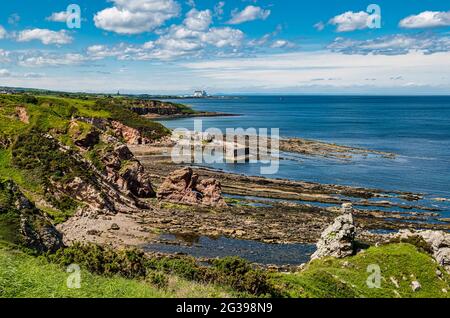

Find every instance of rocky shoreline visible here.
[56,137,449,264]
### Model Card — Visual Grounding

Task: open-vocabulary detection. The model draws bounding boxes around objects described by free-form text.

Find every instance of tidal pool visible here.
[143,234,316,266]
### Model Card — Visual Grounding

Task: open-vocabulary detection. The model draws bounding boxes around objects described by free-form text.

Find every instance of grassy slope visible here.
[0,94,170,223]
[0,246,233,298]
[274,244,450,298]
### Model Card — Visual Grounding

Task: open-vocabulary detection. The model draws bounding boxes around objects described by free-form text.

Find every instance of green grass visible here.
[273,243,450,298]
[0,247,233,298]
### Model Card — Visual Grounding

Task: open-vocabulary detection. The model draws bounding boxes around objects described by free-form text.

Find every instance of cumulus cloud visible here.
[399,11,450,29]
[184,8,212,31]
[94,0,180,34]
[327,34,450,55]
[329,11,374,32]
[228,5,271,25]
[88,8,244,61]
[0,25,7,39]
[46,11,70,22]
[16,29,73,45]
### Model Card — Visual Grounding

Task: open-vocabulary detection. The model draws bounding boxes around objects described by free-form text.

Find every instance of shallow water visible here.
[159,96,450,220]
[160,96,450,198]
[143,234,316,266]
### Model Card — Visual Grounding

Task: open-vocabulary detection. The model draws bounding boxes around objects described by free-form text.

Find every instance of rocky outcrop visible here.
[69,121,100,150]
[395,229,450,273]
[58,177,115,214]
[311,203,356,260]
[0,180,63,252]
[111,121,151,145]
[157,167,227,207]
[102,144,155,198]
[16,107,29,124]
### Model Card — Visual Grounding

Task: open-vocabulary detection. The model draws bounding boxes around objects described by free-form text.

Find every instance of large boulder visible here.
[395,229,450,273]
[311,204,356,260]
[157,167,227,207]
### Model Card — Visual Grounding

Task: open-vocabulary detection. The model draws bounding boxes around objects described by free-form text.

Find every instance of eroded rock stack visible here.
[157,167,227,207]
[311,203,356,260]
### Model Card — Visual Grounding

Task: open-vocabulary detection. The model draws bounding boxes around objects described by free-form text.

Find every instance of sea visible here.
[160,96,450,199]
[148,95,450,263]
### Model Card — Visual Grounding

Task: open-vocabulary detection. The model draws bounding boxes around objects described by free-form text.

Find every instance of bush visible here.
[47,243,147,279]
[147,272,169,289]
[46,244,281,296]
[211,257,282,297]
[146,257,201,281]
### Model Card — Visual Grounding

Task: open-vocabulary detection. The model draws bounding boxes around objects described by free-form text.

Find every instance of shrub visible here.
[211,257,282,297]
[146,257,201,281]
[147,272,169,289]
[47,243,147,279]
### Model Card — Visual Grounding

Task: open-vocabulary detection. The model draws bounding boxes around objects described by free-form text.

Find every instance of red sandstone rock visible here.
[157,167,227,207]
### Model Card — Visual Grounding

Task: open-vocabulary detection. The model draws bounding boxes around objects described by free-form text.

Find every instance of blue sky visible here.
[0,0,449,94]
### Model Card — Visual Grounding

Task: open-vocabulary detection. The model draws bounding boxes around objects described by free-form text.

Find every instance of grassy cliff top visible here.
[274,243,450,298]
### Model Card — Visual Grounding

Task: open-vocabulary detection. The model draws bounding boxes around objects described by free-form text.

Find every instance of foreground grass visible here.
[274,243,450,298]
[0,247,233,298]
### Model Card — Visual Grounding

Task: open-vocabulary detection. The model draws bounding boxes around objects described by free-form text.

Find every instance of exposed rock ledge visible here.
[157,167,227,207]
[395,229,450,273]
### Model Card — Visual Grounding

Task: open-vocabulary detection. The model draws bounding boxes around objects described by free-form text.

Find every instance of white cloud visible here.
[18,53,86,67]
[0,49,10,63]
[328,34,450,55]
[399,11,450,29]
[0,69,11,77]
[329,11,372,32]
[46,11,70,22]
[314,21,325,31]
[0,25,7,39]
[181,50,450,93]
[88,8,244,61]
[23,72,44,78]
[184,8,212,31]
[214,1,225,18]
[200,27,243,48]
[270,40,295,49]
[228,5,271,25]
[94,0,180,34]
[16,29,73,45]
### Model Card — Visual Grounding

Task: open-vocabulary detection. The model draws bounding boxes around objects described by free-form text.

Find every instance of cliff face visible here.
[49,120,157,217]
[0,180,63,252]
[0,95,164,233]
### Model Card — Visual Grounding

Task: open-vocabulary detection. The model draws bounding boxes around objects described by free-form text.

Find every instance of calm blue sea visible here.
[159,96,450,204]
